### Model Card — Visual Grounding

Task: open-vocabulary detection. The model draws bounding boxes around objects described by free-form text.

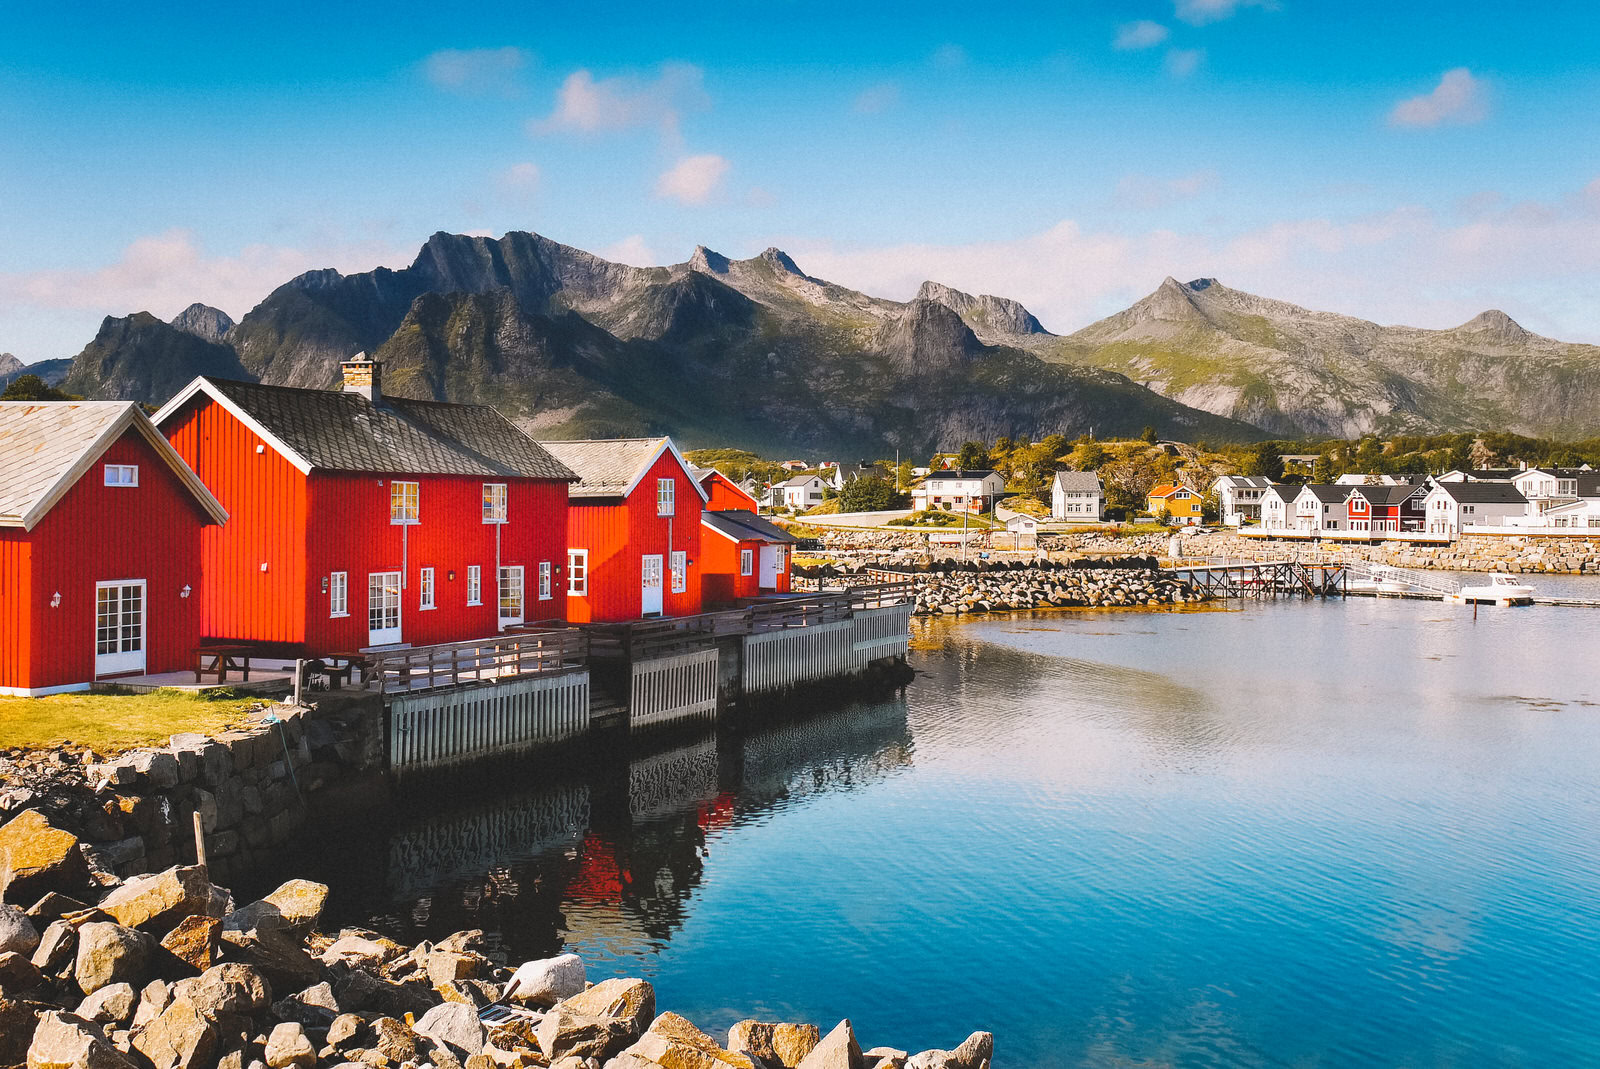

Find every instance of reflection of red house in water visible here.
[566,833,629,902]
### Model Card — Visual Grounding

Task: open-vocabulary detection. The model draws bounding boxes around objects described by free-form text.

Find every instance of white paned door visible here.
[640,554,664,616]
[95,580,146,676]
[368,571,402,646]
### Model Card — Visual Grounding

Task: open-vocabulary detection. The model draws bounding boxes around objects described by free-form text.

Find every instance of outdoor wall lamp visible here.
[49,591,61,609]
[180,585,192,599]
[321,576,328,593]
[448,570,456,581]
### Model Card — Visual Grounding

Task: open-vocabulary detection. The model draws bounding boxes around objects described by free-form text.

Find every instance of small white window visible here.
[567,549,588,596]
[539,561,553,600]
[467,565,482,605]
[390,481,419,524]
[482,483,507,524]
[657,477,676,517]
[104,464,138,487]
[670,550,686,593]
[775,545,787,572]
[740,548,754,576]
[329,572,348,617]
[419,567,435,609]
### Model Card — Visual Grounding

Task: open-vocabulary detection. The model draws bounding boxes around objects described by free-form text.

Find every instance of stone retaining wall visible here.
[1186,531,1600,574]
[77,694,384,887]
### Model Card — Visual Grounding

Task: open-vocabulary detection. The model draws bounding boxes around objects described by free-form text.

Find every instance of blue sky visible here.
[2,0,1599,360]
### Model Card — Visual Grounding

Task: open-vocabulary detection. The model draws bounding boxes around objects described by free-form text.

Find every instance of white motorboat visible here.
[1347,565,1414,594]
[1445,572,1536,606]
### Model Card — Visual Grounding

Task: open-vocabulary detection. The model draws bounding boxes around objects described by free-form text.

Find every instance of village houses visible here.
[1147,483,1203,525]
[1051,471,1103,522]
[1211,475,1275,526]
[911,469,1006,512]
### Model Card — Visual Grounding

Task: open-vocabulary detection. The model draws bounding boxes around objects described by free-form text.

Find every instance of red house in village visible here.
[689,466,795,605]
[539,438,706,623]
[0,402,227,694]
[154,357,576,653]
[1345,483,1428,534]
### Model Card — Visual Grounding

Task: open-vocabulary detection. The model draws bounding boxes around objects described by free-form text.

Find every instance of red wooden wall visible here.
[701,472,757,513]
[700,531,760,604]
[565,449,704,623]
[303,473,569,650]
[0,431,208,691]
[163,398,309,645]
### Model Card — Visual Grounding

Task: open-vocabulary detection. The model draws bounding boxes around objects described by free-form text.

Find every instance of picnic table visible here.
[194,644,253,683]
[314,653,371,690]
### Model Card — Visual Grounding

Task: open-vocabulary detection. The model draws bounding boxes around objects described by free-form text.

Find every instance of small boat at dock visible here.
[1347,565,1415,594]
[1445,573,1536,607]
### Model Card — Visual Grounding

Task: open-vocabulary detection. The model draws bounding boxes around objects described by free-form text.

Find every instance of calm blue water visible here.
[313,590,1600,1067]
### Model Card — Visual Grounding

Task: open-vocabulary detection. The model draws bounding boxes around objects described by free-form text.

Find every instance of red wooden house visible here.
[1345,483,1428,534]
[154,357,577,653]
[693,467,760,513]
[0,402,227,694]
[688,466,795,604]
[538,438,707,623]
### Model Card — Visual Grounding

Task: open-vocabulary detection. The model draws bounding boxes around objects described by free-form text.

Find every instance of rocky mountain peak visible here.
[688,245,731,274]
[1186,278,1220,292]
[758,247,805,277]
[874,298,985,370]
[0,353,24,377]
[170,303,236,343]
[1456,308,1531,343]
[915,281,1048,336]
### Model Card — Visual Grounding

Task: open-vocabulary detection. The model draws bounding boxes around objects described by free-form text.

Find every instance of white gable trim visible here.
[7,404,229,531]
[153,377,316,477]
[618,437,711,504]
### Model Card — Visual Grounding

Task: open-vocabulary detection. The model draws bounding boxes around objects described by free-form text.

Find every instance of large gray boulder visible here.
[172,962,272,1019]
[414,1001,488,1058]
[0,903,41,955]
[131,998,217,1069]
[534,1008,633,1061]
[559,976,656,1038]
[222,880,327,946]
[73,922,153,995]
[503,952,585,1006]
[26,1010,138,1069]
[74,982,137,1025]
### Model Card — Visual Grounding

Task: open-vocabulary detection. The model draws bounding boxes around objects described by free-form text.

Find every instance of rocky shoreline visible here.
[797,558,1206,615]
[0,801,993,1069]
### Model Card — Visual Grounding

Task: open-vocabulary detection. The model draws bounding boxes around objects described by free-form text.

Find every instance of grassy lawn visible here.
[0,689,265,753]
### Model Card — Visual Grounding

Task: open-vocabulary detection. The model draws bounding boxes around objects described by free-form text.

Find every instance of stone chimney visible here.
[340,352,381,402]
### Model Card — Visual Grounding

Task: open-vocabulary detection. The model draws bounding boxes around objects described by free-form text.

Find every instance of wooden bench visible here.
[311,654,367,690]
[194,645,253,684]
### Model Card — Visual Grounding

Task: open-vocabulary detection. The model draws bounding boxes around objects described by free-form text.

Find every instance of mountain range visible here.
[15,231,1600,450]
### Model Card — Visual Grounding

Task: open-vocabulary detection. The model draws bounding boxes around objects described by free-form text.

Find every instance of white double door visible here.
[368,571,402,646]
[95,580,146,677]
[640,554,664,616]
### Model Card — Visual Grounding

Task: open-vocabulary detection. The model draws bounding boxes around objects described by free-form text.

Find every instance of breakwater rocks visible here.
[800,558,1206,615]
[1189,531,1600,575]
[0,806,993,1069]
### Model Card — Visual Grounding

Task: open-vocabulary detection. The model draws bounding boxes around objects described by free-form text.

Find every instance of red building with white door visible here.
[539,438,706,623]
[693,467,761,513]
[154,357,576,653]
[1345,483,1428,534]
[689,466,795,604]
[0,402,228,694]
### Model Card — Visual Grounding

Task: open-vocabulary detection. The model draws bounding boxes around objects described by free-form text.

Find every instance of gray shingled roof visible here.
[538,438,670,498]
[702,510,797,544]
[1433,481,1529,504]
[1052,471,1102,492]
[0,401,227,529]
[197,379,576,480]
[781,473,824,488]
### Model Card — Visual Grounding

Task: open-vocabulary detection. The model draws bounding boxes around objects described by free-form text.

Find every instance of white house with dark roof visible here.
[1293,484,1353,533]
[1211,475,1275,526]
[779,474,827,510]
[911,469,1006,512]
[1423,481,1530,534]
[1050,471,1103,522]
[1259,484,1299,531]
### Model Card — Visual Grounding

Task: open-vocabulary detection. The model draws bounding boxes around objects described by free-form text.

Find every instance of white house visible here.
[1293,484,1351,533]
[780,474,827,510]
[1051,471,1103,522]
[1333,473,1424,487]
[1512,467,1592,513]
[1524,495,1600,529]
[1259,484,1298,531]
[1422,481,1530,535]
[1004,513,1039,548]
[1212,475,1275,526]
[912,469,1006,512]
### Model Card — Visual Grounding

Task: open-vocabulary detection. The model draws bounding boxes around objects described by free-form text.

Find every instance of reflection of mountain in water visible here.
[322,696,912,962]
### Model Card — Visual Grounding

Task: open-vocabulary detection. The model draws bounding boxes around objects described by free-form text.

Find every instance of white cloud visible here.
[853,83,900,114]
[1114,20,1170,50]
[1114,169,1221,209]
[1165,48,1204,78]
[1389,68,1489,128]
[654,154,729,204]
[1174,0,1271,25]
[530,62,708,147]
[601,235,659,267]
[496,162,541,196]
[423,47,528,96]
[786,179,1600,342]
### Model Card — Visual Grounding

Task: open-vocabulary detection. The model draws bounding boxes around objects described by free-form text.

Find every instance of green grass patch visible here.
[0,689,265,753]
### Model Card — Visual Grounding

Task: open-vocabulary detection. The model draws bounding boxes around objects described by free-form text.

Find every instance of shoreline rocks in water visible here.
[797,558,1206,615]
[0,804,994,1069]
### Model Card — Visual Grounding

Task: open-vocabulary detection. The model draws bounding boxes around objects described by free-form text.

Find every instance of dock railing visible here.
[362,628,586,694]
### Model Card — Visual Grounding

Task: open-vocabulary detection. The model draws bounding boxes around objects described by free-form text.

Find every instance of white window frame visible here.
[740,548,754,576]
[657,477,675,517]
[329,571,348,617]
[390,481,419,525]
[499,565,524,624]
[567,549,588,596]
[466,564,482,606]
[670,550,686,593]
[104,464,138,487]
[419,567,435,610]
[538,561,553,600]
[482,482,507,524]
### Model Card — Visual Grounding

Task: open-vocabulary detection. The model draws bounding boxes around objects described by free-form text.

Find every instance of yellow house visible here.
[1148,483,1203,525]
